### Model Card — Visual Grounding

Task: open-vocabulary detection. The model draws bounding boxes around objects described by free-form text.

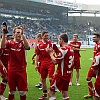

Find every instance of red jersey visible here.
[70,41,81,60]
[35,41,42,66]
[92,52,100,97]
[6,40,27,71]
[92,52,100,72]
[0,48,9,67]
[93,43,100,57]
[55,46,74,76]
[36,40,60,66]
[87,43,100,78]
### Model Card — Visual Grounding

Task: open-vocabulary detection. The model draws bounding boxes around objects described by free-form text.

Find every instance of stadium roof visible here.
[69,4,100,15]
[0,0,100,16]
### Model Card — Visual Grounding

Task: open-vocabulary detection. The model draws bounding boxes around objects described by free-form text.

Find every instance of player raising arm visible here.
[1,23,30,100]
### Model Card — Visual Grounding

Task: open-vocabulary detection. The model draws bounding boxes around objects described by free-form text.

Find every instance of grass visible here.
[2,48,95,100]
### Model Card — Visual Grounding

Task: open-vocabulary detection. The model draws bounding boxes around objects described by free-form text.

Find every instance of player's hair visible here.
[13,26,22,34]
[36,33,42,39]
[60,33,68,43]
[41,30,48,37]
[73,34,78,38]
[93,32,100,38]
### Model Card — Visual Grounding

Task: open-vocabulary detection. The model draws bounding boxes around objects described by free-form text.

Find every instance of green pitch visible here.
[3,48,95,100]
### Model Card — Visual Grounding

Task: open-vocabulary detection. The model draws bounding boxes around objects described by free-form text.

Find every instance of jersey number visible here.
[68,56,74,68]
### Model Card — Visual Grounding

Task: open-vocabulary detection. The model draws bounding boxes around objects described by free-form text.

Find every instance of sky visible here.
[67,0,100,5]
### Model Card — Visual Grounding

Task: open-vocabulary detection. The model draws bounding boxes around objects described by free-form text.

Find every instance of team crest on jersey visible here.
[19,43,22,48]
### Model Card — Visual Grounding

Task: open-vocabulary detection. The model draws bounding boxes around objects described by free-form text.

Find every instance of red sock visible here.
[20,94,26,100]
[87,81,93,96]
[42,90,47,98]
[43,93,47,98]
[8,94,14,100]
[0,82,6,95]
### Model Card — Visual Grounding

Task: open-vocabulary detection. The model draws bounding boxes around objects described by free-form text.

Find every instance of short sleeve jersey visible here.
[35,40,60,65]
[6,40,27,71]
[94,43,100,57]
[55,46,74,76]
[0,48,9,67]
[70,41,81,59]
